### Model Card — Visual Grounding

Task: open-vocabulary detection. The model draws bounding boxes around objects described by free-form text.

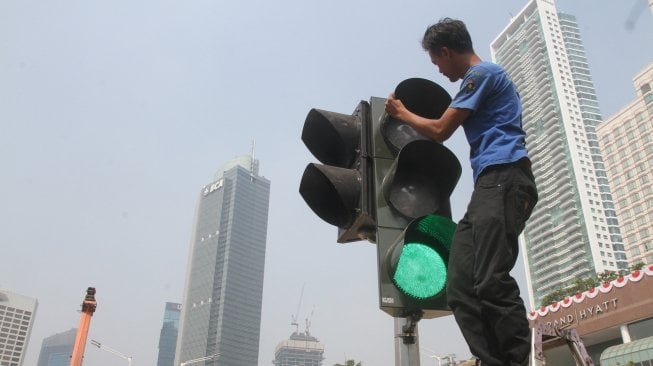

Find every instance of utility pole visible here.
[395,313,422,366]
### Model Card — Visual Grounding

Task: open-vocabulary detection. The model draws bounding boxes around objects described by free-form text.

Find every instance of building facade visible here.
[597,63,653,268]
[0,290,37,366]
[491,0,628,306]
[174,154,270,366]
[157,302,181,366]
[272,331,324,366]
[36,329,76,366]
[527,265,653,365]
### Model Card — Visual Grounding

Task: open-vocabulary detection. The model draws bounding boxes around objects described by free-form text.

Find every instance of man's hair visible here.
[421,17,474,54]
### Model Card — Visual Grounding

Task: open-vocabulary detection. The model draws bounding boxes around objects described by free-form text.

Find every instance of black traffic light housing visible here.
[299,78,461,319]
[370,78,462,319]
[299,102,376,243]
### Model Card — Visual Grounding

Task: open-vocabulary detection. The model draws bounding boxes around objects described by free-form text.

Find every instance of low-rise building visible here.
[527,265,653,364]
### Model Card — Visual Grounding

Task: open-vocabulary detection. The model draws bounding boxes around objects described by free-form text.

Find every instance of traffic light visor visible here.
[382,140,461,219]
[301,108,361,168]
[299,163,361,228]
[382,78,451,155]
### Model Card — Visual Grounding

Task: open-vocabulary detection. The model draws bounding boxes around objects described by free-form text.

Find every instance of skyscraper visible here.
[157,302,181,366]
[0,289,37,366]
[491,0,628,306]
[174,153,271,366]
[597,63,653,267]
[36,329,76,366]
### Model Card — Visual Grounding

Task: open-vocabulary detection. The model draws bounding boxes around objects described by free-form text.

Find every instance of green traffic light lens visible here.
[414,215,456,251]
[393,242,447,299]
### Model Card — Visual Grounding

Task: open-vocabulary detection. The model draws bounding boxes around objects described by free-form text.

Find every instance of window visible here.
[645,93,653,104]
[641,83,652,94]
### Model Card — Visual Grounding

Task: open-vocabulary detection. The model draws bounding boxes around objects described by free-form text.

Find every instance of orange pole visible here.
[69,287,97,366]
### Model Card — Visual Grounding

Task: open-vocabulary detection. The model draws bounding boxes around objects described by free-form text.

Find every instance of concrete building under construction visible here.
[272,330,324,366]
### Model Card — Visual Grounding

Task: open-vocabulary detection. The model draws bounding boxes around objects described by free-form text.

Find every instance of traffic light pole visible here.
[394,312,423,366]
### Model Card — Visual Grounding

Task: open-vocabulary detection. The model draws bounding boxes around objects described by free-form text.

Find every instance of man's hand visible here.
[384,93,468,143]
[384,93,414,123]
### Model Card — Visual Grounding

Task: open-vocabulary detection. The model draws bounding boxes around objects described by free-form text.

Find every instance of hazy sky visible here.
[2,1,652,365]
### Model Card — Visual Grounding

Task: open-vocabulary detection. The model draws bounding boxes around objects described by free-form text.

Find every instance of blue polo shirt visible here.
[450,61,528,182]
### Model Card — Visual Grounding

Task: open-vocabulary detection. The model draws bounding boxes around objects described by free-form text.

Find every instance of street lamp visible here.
[180,353,220,366]
[429,354,445,366]
[432,354,456,366]
[421,347,444,366]
[90,339,133,366]
[423,347,456,366]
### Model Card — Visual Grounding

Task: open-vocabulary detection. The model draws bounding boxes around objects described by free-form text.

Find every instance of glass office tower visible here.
[174,154,270,366]
[157,302,181,366]
[36,329,76,366]
[491,0,628,306]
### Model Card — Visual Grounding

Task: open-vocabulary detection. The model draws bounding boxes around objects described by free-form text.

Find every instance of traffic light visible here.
[299,101,376,243]
[298,78,461,319]
[370,78,462,319]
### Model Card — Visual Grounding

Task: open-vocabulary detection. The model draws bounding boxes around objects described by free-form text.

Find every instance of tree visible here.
[570,277,599,293]
[334,360,362,366]
[541,289,566,307]
[598,270,619,283]
[539,264,647,307]
[630,262,645,271]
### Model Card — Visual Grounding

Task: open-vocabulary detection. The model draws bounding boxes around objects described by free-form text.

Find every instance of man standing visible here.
[384,18,538,366]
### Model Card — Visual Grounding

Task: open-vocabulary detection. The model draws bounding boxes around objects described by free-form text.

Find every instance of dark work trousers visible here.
[446,159,538,366]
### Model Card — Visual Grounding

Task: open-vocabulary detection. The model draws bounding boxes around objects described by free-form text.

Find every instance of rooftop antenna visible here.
[250,138,256,173]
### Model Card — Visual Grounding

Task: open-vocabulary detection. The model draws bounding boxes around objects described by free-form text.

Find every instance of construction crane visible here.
[90,340,133,366]
[291,284,305,334]
[69,287,97,366]
[304,306,315,336]
[290,284,317,336]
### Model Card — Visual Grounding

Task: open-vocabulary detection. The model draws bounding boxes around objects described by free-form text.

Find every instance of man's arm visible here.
[385,94,470,143]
